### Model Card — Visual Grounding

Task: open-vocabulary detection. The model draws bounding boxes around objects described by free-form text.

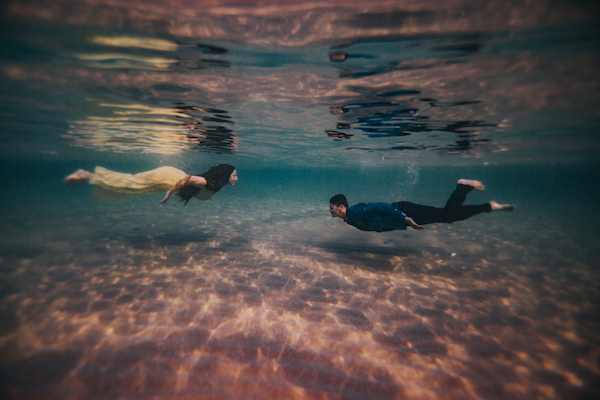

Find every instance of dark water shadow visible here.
[0,244,47,273]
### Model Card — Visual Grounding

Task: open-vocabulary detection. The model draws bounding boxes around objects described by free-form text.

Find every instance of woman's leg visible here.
[64,169,95,186]
[89,166,187,194]
[65,166,188,202]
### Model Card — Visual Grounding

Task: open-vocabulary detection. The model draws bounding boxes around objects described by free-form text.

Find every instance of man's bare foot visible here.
[489,201,516,211]
[458,179,485,191]
[64,169,94,187]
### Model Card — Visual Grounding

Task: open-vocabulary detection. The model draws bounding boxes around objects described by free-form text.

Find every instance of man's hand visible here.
[405,216,424,230]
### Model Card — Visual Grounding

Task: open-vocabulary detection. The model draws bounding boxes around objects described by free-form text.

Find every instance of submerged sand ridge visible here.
[0,205,598,400]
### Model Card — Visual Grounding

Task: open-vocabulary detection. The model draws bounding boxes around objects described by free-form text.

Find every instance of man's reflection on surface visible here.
[326,88,496,156]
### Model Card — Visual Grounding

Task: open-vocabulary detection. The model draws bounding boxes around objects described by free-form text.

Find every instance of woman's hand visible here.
[159,175,205,204]
[159,177,188,204]
[159,190,172,204]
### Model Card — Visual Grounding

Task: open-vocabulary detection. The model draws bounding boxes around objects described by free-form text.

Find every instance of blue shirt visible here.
[345,203,408,232]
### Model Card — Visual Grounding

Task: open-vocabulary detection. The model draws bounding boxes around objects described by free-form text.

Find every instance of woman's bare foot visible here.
[458,179,485,191]
[489,201,516,211]
[64,169,94,187]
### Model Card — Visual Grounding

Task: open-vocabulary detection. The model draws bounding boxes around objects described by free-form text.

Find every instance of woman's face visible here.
[228,170,238,186]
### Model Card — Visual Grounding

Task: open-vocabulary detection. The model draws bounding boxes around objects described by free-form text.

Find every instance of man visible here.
[329,179,515,231]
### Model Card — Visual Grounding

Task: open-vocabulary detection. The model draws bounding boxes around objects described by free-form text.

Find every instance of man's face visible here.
[329,203,344,218]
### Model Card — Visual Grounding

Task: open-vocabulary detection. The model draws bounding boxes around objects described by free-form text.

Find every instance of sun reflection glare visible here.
[66,101,237,155]
[90,35,179,52]
[74,53,179,70]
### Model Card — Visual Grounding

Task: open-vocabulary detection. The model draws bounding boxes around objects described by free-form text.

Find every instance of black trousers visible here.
[396,184,492,225]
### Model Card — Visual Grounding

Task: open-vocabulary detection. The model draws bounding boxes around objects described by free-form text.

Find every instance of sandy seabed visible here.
[0,201,599,400]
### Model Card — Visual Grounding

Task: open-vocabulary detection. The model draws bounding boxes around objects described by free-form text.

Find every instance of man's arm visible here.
[361,203,423,232]
[160,175,207,204]
[392,203,424,230]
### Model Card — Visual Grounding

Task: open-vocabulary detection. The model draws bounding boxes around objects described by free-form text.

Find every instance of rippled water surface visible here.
[1,1,600,399]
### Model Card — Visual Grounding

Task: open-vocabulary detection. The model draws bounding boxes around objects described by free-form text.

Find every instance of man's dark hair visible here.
[329,194,348,208]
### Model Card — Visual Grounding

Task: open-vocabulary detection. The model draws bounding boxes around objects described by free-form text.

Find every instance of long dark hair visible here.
[177,164,236,205]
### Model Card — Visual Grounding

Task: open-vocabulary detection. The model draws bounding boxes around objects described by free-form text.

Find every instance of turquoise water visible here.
[1,1,600,399]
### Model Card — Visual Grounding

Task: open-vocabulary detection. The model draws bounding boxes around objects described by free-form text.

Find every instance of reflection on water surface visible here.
[67,101,237,155]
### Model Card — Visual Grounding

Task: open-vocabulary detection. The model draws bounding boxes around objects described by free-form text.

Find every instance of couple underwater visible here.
[66,165,514,232]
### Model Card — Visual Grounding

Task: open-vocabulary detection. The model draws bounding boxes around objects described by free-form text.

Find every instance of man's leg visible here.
[443,180,492,222]
[443,179,484,209]
[397,180,490,225]
[395,201,448,225]
[397,179,514,225]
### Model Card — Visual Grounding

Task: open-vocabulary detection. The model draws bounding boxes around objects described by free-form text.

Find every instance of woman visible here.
[65,164,238,205]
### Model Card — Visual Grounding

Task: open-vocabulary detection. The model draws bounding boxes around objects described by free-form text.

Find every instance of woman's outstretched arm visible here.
[160,175,207,204]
